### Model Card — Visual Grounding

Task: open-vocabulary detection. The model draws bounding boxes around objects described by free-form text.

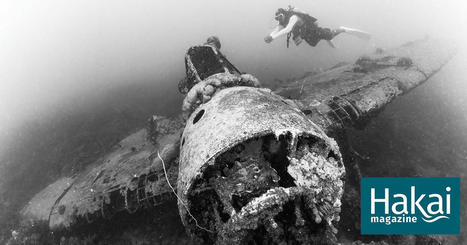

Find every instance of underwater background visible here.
[0,0,466,243]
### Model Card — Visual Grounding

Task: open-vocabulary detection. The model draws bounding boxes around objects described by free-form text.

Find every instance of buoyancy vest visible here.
[279,10,318,48]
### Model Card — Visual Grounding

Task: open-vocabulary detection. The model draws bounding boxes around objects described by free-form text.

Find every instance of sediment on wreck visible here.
[177,86,345,244]
[184,133,344,244]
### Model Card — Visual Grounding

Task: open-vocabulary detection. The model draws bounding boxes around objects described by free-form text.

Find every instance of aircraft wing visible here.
[21,38,455,231]
[276,38,456,133]
[21,117,183,229]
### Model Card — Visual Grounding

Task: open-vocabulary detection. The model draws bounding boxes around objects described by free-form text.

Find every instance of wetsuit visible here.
[270,11,342,47]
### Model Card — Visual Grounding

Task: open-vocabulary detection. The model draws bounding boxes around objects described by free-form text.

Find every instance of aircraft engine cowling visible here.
[177,86,345,244]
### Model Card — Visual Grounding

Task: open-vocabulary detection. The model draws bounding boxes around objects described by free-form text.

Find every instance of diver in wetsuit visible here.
[265,7,370,48]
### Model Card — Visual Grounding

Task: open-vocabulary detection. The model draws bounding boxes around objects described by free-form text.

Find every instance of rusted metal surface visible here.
[21,177,74,223]
[21,116,183,229]
[279,38,456,132]
[179,87,341,195]
[19,38,456,244]
[178,86,344,243]
[182,73,260,117]
[180,43,242,94]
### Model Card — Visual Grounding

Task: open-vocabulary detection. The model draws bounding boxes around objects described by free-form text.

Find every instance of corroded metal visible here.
[178,87,342,196]
[180,43,242,94]
[178,86,344,243]
[182,73,260,117]
[281,38,457,132]
[19,38,456,244]
[21,117,183,229]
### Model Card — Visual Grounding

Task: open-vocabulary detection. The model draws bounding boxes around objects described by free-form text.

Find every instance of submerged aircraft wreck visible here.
[21,38,455,244]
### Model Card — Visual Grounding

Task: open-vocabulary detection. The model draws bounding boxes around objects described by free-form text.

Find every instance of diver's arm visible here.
[270,15,299,40]
[265,25,283,43]
[269,25,283,37]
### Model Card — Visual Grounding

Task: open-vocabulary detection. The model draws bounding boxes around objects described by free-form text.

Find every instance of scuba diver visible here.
[265,6,371,48]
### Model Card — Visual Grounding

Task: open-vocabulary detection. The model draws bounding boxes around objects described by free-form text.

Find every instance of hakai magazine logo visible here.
[361,177,460,234]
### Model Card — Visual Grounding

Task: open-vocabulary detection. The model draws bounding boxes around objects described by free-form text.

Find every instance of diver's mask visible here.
[274,13,284,21]
[275,8,286,22]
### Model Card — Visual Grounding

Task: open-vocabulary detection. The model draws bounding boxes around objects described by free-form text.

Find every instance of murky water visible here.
[1,50,464,245]
[348,48,467,244]
[0,1,466,243]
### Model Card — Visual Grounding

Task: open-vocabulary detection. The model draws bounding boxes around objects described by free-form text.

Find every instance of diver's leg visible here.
[337,26,371,40]
[318,27,344,40]
[314,27,342,48]
[319,26,370,47]
[331,28,346,39]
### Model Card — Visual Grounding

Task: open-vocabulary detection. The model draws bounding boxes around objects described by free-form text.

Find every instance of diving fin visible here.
[339,26,371,41]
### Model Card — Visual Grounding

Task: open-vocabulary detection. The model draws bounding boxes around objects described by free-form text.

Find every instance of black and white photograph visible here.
[0,1,466,244]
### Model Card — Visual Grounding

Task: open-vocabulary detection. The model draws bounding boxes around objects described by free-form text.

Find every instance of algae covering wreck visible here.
[18,37,455,244]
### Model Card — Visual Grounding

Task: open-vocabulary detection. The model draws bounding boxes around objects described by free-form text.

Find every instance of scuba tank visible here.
[280,6,318,48]
[288,6,317,26]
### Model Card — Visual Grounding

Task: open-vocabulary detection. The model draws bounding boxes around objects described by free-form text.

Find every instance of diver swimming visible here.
[265,6,371,48]
[2,1,461,244]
